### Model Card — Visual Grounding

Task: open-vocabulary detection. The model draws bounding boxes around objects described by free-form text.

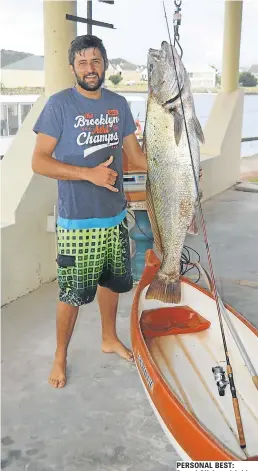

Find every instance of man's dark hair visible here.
[68,35,108,69]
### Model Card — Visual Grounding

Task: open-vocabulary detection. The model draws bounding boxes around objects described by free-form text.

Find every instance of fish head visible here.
[147,41,185,104]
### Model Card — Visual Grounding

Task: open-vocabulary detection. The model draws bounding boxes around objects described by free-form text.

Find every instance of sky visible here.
[1,0,258,70]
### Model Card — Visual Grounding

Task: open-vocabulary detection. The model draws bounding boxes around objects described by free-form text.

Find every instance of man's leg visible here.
[48,301,79,388]
[97,285,133,362]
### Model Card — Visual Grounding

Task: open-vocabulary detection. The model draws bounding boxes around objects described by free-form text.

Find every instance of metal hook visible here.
[173,0,183,58]
[174,32,183,59]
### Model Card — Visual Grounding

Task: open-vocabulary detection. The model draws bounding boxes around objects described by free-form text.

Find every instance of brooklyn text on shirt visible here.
[73,110,120,152]
[74,111,119,129]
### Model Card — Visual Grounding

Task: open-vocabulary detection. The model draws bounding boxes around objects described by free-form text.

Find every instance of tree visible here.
[210,65,221,86]
[239,72,257,87]
[108,74,123,86]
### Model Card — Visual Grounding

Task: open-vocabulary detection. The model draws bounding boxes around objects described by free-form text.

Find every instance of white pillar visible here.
[221,0,243,93]
[44,1,77,97]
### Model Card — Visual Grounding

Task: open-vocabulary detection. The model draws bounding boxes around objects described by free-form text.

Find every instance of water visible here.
[122,92,258,158]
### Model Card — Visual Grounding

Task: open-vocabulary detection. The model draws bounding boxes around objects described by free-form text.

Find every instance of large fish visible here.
[144,40,204,304]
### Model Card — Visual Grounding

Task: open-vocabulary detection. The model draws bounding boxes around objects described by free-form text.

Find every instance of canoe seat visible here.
[140,306,211,338]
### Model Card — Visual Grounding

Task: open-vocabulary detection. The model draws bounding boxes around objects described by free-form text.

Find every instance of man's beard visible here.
[75,70,105,92]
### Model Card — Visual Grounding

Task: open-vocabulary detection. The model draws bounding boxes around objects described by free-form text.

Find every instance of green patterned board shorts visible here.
[56,218,133,306]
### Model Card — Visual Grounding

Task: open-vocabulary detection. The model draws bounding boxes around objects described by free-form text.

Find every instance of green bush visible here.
[239,72,257,87]
[109,74,123,86]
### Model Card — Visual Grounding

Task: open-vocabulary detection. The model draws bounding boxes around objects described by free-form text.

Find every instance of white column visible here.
[221,0,243,93]
[44,1,77,97]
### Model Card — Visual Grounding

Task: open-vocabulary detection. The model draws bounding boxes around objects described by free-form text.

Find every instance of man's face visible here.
[71,47,106,92]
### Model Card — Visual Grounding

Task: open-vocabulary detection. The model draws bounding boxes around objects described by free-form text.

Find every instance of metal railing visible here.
[241,137,258,142]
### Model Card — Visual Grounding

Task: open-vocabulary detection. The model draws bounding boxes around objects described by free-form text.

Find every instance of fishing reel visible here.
[212,366,228,396]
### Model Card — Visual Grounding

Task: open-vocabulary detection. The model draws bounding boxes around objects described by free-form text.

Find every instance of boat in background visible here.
[0,94,39,159]
[0,93,145,159]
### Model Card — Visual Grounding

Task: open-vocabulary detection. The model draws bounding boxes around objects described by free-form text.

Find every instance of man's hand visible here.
[32,134,118,189]
[86,156,118,192]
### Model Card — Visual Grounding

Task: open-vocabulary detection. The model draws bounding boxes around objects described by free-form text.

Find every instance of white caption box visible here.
[176,462,257,471]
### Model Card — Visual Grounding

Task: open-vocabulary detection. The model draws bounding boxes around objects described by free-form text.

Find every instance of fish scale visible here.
[144,41,204,303]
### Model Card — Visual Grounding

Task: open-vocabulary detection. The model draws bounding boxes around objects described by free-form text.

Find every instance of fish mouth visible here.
[148,41,169,57]
[147,41,185,102]
[148,48,160,59]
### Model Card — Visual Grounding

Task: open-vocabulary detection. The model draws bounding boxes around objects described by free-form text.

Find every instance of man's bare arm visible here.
[123,133,147,172]
[32,133,118,192]
[32,133,90,180]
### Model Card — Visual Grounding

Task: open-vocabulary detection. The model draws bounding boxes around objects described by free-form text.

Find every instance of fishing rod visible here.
[162,0,247,451]
[194,261,258,392]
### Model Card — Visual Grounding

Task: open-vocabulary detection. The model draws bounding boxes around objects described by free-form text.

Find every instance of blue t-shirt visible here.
[33,87,136,229]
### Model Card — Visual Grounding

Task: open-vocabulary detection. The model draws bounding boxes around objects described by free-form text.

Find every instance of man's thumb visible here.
[102,155,113,167]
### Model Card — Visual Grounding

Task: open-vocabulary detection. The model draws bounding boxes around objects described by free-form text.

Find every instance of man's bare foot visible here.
[48,359,67,388]
[102,338,134,362]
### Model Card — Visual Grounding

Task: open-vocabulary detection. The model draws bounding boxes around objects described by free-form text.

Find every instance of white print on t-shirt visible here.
[74,110,120,158]
[83,142,118,158]
[74,113,119,128]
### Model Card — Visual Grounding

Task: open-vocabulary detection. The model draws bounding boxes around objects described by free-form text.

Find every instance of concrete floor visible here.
[185,188,258,327]
[240,154,258,180]
[2,188,258,471]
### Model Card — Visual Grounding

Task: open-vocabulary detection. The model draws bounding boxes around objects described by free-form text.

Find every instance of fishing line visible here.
[162,0,247,451]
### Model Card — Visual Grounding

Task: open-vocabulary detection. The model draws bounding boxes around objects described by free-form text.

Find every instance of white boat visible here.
[131,249,258,461]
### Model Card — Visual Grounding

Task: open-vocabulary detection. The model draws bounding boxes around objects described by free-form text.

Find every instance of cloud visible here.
[0,0,257,69]
[0,1,44,54]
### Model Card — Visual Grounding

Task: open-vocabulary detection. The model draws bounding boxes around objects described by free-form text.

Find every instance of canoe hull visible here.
[131,250,258,461]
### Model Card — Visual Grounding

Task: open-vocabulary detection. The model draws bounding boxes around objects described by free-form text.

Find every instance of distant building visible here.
[248,65,258,80]
[141,65,216,88]
[1,49,146,89]
[107,62,123,76]
[1,55,44,88]
[239,66,249,73]
[140,68,148,81]
[187,66,216,89]
[106,59,143,84]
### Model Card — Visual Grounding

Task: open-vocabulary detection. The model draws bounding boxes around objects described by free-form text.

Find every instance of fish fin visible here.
[142,129,146,154]
[146,274,181,304]
[192,115,205,144]
[141,103,148,154]
[187,200,200,235]
[187,212,198,235]
[172,109,183,146]
[146,177,163,258]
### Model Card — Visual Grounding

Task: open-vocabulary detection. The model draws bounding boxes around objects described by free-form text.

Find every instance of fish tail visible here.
[145,273,181,304]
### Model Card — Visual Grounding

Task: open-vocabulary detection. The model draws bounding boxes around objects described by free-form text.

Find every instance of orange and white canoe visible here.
[131,249,258,461]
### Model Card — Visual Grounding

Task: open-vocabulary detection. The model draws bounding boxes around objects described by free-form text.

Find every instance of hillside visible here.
[1,49,35,68]
[109,57,144,70]
[0,50,144,71]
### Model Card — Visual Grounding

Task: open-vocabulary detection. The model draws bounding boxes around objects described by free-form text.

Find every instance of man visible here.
[32,35,147,389]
